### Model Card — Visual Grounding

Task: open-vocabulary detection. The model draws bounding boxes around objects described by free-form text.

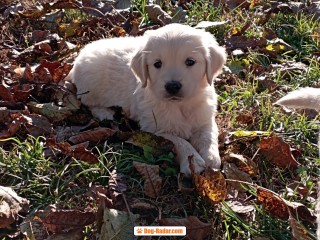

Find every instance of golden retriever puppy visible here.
[276,87,320,239]
[70,24,226,176]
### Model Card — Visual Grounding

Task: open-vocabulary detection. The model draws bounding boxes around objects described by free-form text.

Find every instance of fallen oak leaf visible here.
[133,161,162,198]
[158,216,211,240]
[259,135,300,169]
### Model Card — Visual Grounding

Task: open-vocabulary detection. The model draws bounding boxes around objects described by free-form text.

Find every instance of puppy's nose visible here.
[165,81,182,95]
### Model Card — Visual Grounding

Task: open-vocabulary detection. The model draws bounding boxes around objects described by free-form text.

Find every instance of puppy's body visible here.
[71,24,226,175]
[276,87,320,239]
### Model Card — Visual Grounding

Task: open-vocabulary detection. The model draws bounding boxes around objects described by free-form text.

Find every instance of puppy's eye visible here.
[154,60,162,69]
[185,58,196,66]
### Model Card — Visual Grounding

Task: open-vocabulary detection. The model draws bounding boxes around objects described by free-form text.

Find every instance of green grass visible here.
[266,13,320,60]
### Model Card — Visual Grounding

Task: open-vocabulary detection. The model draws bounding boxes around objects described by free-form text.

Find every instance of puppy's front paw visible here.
[180,153,205,177]
[198,146,221,170]
[206,150,221,170]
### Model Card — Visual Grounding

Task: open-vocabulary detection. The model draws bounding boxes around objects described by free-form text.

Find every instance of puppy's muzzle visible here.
[165,80,182,95]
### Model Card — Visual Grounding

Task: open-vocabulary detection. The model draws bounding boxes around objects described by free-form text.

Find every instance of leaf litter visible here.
[0,0,319,239]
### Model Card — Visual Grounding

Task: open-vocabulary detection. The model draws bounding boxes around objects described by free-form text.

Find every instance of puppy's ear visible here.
[204,35,226,85]
[130,49,148,88]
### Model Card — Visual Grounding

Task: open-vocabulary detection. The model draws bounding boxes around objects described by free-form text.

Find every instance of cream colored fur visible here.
[276,87,320,239]
[70,24,226,176]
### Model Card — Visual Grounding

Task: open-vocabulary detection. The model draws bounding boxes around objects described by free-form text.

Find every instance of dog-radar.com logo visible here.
[134,226,186,236]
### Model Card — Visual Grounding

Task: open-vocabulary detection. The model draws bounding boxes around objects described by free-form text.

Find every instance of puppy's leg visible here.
[189,121,221,169]
[159,134,206,177]
[90,107,115,121]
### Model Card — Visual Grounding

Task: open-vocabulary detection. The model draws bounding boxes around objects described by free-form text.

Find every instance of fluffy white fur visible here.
[70,24,226,176]
[276,87,320,239]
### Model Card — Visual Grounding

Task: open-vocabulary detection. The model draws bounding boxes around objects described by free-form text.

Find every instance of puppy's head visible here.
[130,24,226,101]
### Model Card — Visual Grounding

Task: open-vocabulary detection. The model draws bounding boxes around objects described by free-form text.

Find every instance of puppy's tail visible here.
[275,87,320,111]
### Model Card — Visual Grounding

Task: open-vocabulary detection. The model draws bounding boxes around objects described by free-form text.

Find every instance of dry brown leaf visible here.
[0,186,29,228]
[286,182,310,198]
[46,138,99,164]
[226,36,267,50]
[68,127,116,145]
[23,64,35,82]
[20,219,48,240]
[145,4,172,25]
[35,59,61,79]
[27,101,73,122]
[71,145,99,164]
[0,115,27,139]
[23,113,52,137]
[235,110,254,125]
[109,169,127,195]
[100,208,139,240]
[52,63,73,82]
[133,161,162,198]
[0,85,14,102]
[257,188,289,220]
[128,132,174,157]
[287,201,316,223]
[11,84,34,102]
[225,200,255,214]
[159,216,211,240]
[46,228,84,240]
[191,158,227,204]
[223,162,253,191]
[226,153,258,175]
[289,211,312,240]
[259,135,300,169]
[35,209,95,233]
